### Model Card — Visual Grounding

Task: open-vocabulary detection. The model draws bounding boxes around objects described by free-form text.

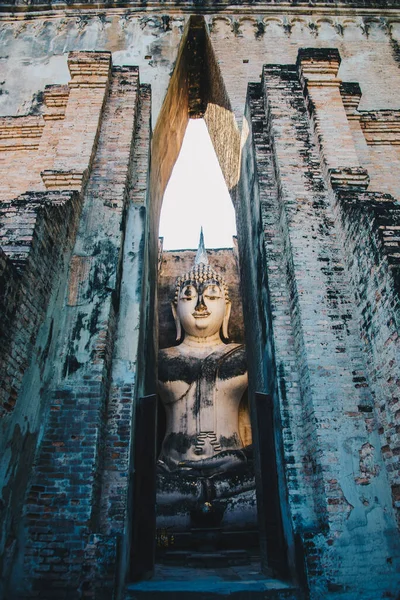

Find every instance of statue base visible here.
[155,455,257,534]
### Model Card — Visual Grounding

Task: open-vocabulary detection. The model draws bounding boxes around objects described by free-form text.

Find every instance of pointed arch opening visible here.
[159,118,236,250]
[132,13,292,586]
[149,14,241,240]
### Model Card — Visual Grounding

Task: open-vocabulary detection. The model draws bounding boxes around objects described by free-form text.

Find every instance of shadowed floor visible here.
[125,561,303,599]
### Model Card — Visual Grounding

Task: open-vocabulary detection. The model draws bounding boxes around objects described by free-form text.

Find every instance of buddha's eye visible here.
[204,286,221,301]
[180,286,196,300]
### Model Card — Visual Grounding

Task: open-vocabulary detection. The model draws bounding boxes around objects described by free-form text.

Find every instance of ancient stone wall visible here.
[0,52,111,202]
[100,81,152,595]
[0,189,82,596]
[0,47,153,598]
[237,47,400,598]
[335,190,400,524]
[17,65,150,599]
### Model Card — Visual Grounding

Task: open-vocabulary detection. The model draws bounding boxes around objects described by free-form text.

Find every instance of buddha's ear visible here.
[171,302,182,342]
[222,301,231,341]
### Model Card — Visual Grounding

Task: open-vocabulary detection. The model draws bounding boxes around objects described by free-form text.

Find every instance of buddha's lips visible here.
[193,311,210,318]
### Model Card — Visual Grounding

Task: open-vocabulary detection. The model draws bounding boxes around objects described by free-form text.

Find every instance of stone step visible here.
[125,578,302,599]
[161,548,251,567]
[125,564,304,600]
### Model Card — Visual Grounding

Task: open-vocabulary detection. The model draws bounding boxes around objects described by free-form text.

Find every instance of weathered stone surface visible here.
[0,51,111,202]
[0,188,83,598]
[335,190,400,516]
[236,56,400,598]
[0,190,81,413]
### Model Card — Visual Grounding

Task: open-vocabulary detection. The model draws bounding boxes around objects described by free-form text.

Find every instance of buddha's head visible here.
[171,231,231,342]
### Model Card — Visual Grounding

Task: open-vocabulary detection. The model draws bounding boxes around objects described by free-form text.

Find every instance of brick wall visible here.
[17,64,144,599]
[0,247,21,414]
[99,82,152,597]
[0,116,46,201]
[0,188,83,597]
[237,56,400,597]
[237,82,301,577]
[0,53,110,203]
[0,50,114,598]
[0,191,80,417]
[299,47,400,531]
[335,190,400,524]
[356,111,400,199]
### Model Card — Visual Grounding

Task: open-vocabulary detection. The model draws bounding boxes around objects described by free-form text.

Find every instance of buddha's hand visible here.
[178,448,249,476]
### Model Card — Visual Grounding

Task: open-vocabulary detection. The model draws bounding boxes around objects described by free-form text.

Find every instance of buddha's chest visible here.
[158,372,248,409]
[158,345,247,386]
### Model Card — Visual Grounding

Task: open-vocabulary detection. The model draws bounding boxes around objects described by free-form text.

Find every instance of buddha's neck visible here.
[182,332,223,348]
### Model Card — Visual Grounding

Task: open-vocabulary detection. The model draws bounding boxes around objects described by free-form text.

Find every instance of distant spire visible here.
[194,227,209,265]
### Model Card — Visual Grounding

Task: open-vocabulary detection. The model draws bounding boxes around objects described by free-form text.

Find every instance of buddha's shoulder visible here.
[159,345,181,359]
[224,343,246,354]
[218,343,247,379]
[158,343,246,360]
[158,345,196,361]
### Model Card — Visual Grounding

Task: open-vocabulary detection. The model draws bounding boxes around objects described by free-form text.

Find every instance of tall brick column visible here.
[99,83,153,595]
[238,60,400,598]
[41,52,111,192]
[17,64,151,599]
[335,188,400,519]
[298,48,400,535]
[297,48,369,190]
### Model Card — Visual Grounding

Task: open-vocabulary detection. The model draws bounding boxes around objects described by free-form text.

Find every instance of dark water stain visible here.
[1,424,37,589]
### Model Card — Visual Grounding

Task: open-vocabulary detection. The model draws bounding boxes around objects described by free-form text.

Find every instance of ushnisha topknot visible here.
[173,228,230,305]
[173,262,230,305]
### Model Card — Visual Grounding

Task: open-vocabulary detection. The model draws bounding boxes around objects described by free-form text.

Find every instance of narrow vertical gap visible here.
[152,17,261,573]
[159,118,236,250]
[140,13,290,584]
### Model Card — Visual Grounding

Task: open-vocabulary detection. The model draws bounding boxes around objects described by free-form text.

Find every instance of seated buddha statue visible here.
[157,232,255,530]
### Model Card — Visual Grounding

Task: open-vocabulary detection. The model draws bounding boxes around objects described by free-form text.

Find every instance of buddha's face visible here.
[176,279,227,339]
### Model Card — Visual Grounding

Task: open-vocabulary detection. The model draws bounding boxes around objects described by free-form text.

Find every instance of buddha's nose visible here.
[195,294,208,312]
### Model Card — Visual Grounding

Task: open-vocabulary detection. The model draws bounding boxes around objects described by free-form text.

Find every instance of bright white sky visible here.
[159,119,237,250]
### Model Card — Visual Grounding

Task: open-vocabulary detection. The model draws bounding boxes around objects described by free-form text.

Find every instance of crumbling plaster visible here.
[2,13,400,127]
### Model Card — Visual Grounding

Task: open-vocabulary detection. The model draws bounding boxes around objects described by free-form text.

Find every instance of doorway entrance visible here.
[131,14,293,586]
